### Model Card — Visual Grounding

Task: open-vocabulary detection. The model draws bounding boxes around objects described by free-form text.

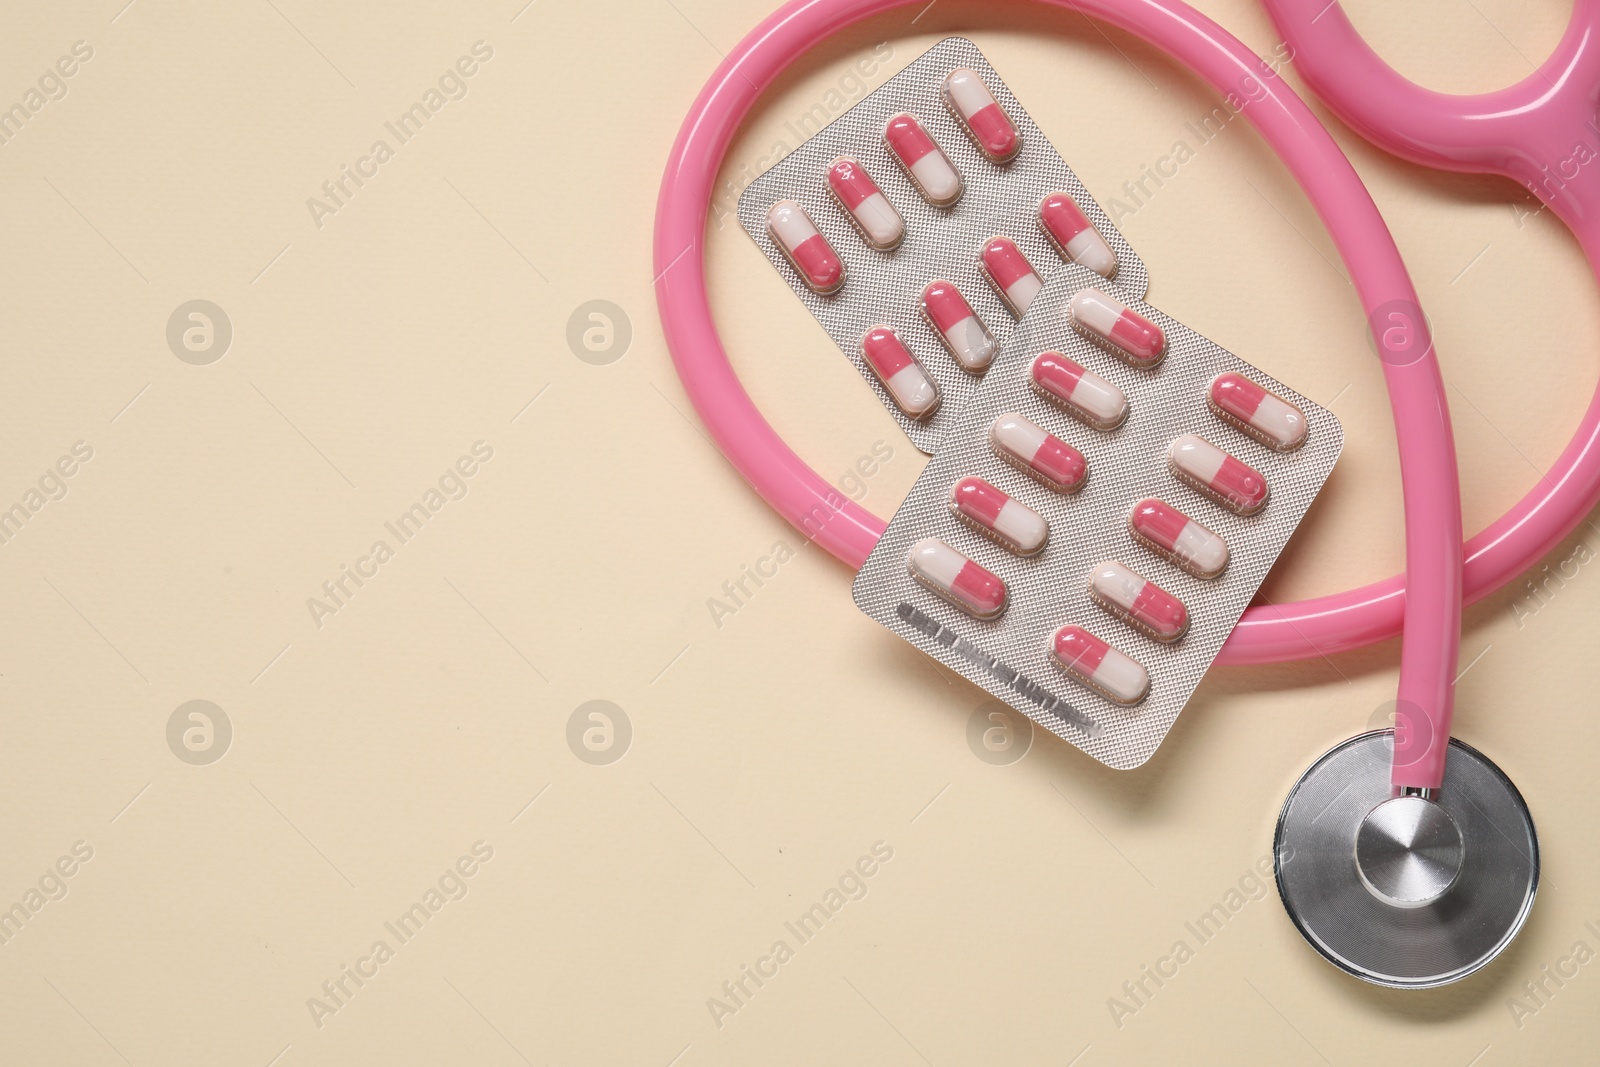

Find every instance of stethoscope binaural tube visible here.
[655,0,1463,786]
[1248,0,1600,658]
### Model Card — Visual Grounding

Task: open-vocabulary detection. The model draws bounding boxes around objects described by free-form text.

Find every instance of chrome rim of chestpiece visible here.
[1274,731,1538,988]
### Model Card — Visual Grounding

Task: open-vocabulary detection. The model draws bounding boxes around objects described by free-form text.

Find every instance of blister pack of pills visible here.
[738,37,1148,453]
[851,267,1343,769]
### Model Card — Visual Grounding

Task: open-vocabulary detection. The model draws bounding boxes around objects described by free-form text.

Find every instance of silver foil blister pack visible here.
[851,268,1343,769]
[738,36,1148,453]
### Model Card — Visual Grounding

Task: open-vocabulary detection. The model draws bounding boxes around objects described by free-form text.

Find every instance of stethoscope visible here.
[654,0,1600,986]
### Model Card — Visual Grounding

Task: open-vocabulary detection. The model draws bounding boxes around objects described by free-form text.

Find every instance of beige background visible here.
[0,0,1595,1063]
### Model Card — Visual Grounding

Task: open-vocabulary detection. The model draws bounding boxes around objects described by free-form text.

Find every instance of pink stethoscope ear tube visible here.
[658,0,1505,788]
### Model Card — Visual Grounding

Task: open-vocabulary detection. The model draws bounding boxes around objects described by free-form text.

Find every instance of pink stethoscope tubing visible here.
[653,0,1595,789]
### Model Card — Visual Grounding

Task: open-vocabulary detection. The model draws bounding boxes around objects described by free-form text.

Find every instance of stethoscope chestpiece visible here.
[1274,730,1538,988]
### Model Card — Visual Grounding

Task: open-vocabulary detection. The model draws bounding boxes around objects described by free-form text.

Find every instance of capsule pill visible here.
[1208,373,1307,451]
[1168,435,1269,515]
[1089,561,1189,642]
[1070,288,1164,367]
[942,67,1020,164]
[989,412,1087,493]
[1030,351,1127,430]
[1129,498,1228,579]
[922,279,997,371]
[861,326,939,418]
[1052,625,1150,705]
[885,113,962,207]
[949,475,1048,555]
[980,236,1043,317]
[907,537,1008,619]
[827,156,904,251]
[766,199,844,294]
[1039,192,1116,277]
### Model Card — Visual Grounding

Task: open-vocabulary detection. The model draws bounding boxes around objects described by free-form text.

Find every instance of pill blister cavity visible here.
[1129,498,1229,579]
[922,279,997,371]
[989,412,1088,493]
[981,236,1043,317]
[1070,288,1164,367]
[1039,192,1117,278]
[1208,373,1307,451]
[861,326,939,419]
[1029,351,1128,430]
[949,475,1049,555]
[766,200,844,294]
[1052,625,1150,705]
[1088,561,1189,643]
[943,68,1020,164]
[1168,434,1269,515]
[827,156,904,251]
[907,537,1008,619]
[884,113,963,207]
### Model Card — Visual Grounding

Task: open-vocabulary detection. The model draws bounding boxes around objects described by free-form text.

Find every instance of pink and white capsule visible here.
[1069,288,1164,366]
[1052,626,1149,705]
[1089,562,1189,643]
[1030,351,1127,430]
[942,68,1019,163]
[827,157,903,250]
[1038,192,1117,278]
[1168,435,1269,515]
[861,326,938,418]
[989,412,1087,492]
[766,200,844,294]
[950,476,1048,555]
[1208,373,1307,451]
[981,237,1043,316]
[884,113,962,206]
[907,538,1007,619]
[1130,499,1228,579]
[922,280,996,371]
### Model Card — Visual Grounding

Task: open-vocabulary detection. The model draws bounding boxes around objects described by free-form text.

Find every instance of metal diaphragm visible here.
[1274,731,1538,988]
